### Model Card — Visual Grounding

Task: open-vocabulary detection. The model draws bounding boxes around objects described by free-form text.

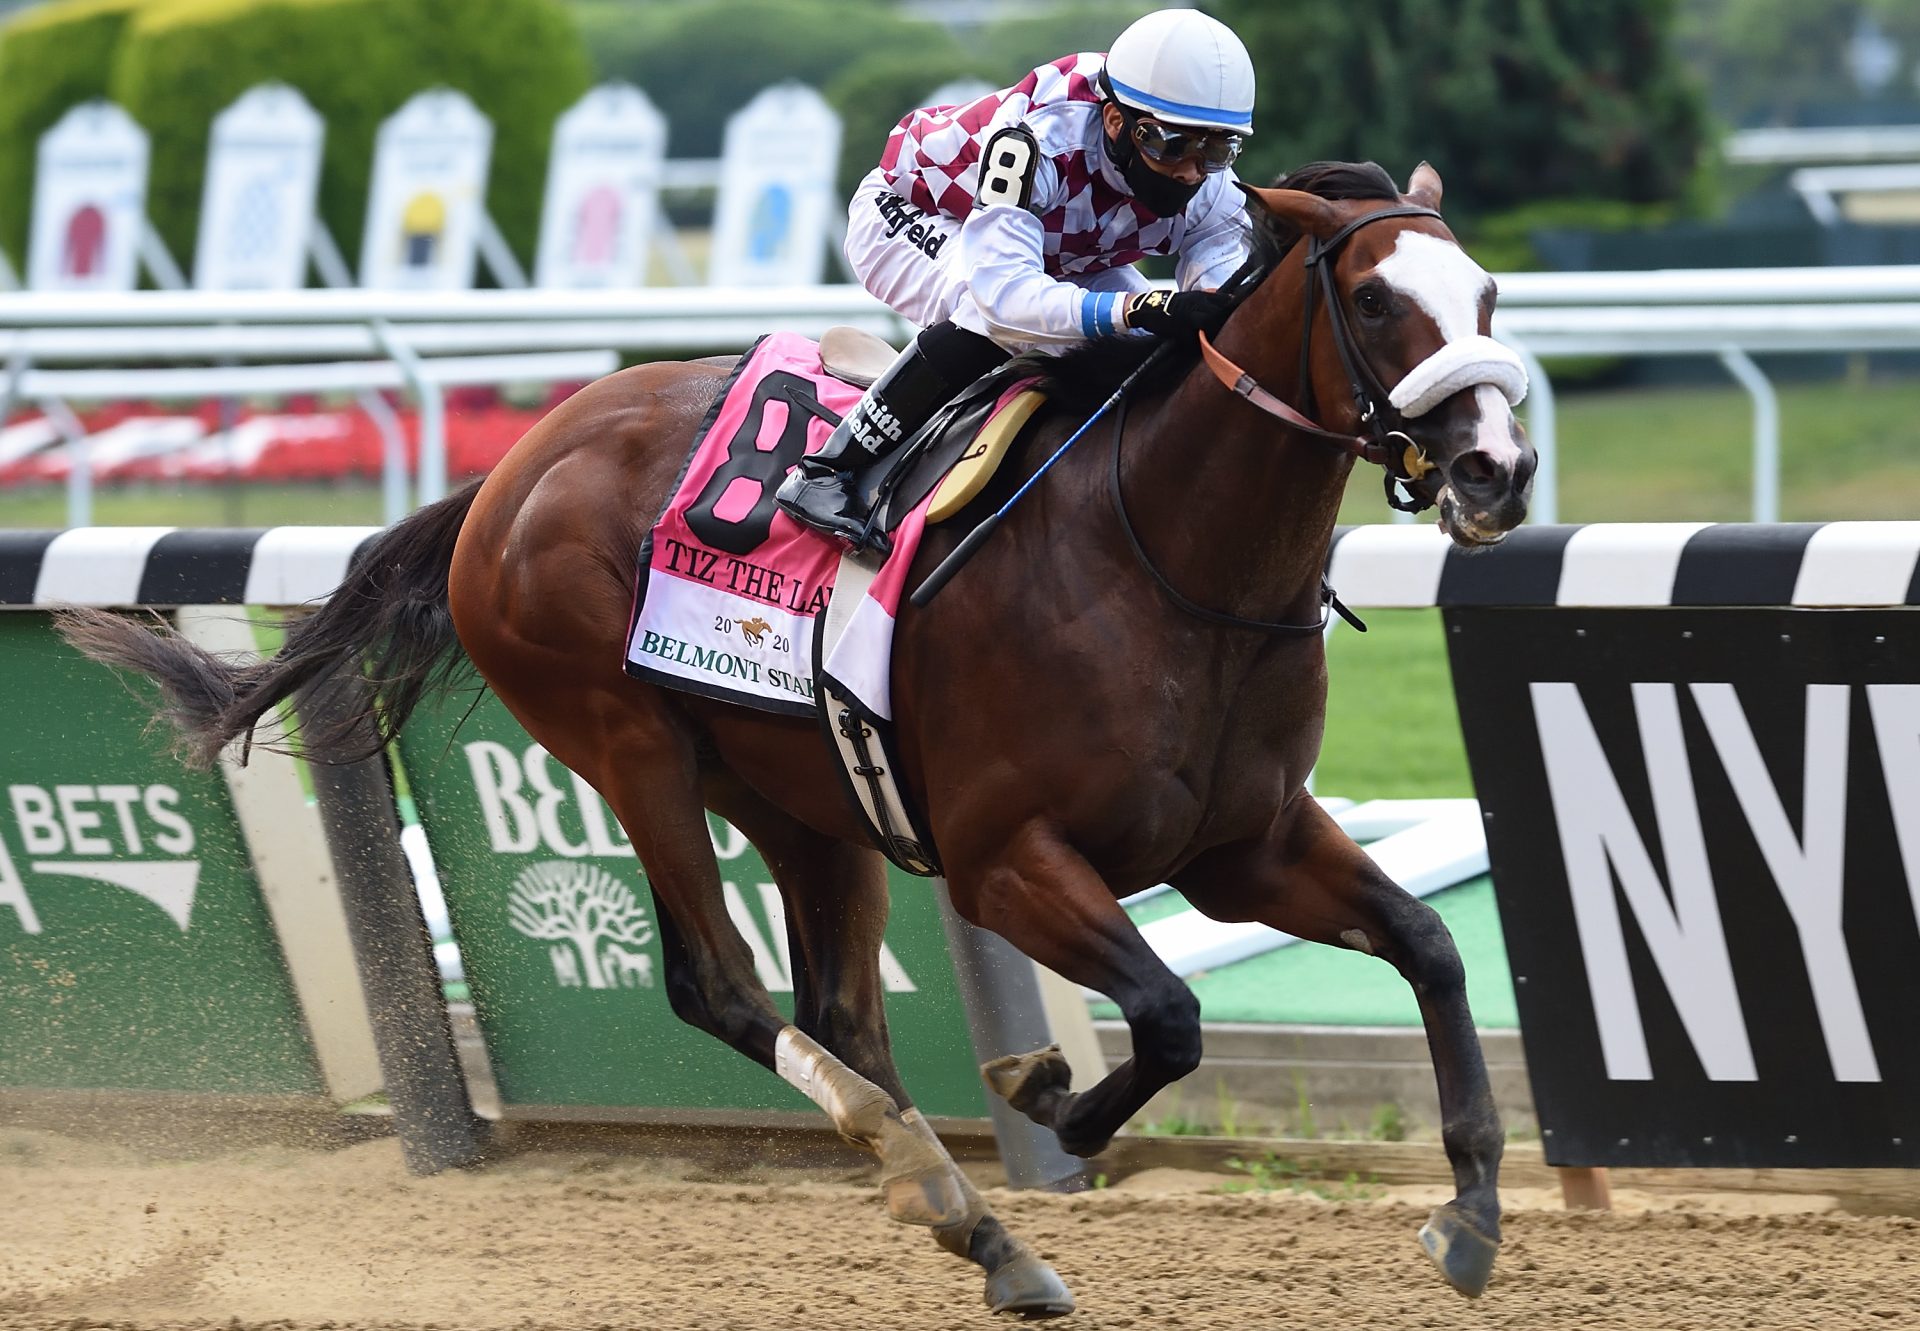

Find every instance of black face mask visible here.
[1101,105,1204,218]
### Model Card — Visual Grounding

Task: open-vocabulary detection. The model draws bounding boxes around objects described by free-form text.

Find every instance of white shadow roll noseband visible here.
[1387,335,1528,419]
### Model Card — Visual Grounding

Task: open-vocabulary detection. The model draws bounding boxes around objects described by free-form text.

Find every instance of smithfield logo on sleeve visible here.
[1,783,202,935]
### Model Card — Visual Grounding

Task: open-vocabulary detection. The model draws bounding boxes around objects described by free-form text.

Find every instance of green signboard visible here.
[0,615,323,1095]
[399,688,988,1118]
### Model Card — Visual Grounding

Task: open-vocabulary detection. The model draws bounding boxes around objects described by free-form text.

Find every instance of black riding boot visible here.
[776,320,1007,551]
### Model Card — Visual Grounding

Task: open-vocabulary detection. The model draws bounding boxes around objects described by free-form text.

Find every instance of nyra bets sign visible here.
[1449,606,1920,1169]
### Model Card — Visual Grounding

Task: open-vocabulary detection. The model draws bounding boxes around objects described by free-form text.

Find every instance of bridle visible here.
[1106,202,1450,637]
[1197,203,1444,515]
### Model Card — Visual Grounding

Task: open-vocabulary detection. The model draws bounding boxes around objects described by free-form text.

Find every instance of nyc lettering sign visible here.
[360,90,493,291]
[534,83,666,290]
[194,83,326,291]
[1450,608,1920,1168]
[709,83,841,287]
[27,101,149,292]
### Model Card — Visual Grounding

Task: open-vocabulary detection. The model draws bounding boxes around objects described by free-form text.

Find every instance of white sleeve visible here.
[958,161,1129,348]
[1077,265,1153,296]
[1175,175,1252,292]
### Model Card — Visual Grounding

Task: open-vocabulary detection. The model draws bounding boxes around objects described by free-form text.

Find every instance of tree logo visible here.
[506,861,656,991]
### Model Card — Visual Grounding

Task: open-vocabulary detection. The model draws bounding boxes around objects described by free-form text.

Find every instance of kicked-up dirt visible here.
[1,1129,1915,1330]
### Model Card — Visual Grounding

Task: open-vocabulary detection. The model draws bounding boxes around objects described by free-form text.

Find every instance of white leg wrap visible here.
[774,1025,889,1136]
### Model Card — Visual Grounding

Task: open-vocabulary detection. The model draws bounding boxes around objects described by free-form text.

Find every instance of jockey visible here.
[775,7,1257,548]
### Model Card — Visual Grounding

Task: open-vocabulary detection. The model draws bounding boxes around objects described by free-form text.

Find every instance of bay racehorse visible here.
[61,161,1534,1317]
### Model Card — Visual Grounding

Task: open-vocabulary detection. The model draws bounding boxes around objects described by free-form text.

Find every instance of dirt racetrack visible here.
[2,1128,1916,1331]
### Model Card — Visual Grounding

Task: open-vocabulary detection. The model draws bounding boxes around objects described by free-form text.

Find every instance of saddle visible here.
[819,327,1047,539]
[696,326,1044,537]
[664,329,1049,877]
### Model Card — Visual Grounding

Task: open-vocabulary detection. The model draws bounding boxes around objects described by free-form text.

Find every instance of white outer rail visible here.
[0,266,1915,526]
[2,267,1918,327]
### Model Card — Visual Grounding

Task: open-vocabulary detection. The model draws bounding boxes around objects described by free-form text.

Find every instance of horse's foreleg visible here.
[1174,793,1504,1299]
[949,824,1201,1159]
[745,820,1072,1317]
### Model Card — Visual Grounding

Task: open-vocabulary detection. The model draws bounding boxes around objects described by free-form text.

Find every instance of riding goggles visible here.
[1131,119,1243,172]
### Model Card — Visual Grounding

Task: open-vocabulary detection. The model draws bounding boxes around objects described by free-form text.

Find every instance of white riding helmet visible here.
[1103,9,1256,135]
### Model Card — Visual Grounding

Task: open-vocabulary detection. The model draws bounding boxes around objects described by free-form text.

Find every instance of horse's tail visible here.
[57,481,483,769]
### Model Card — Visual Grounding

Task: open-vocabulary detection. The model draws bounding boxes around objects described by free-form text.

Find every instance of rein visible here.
[1108,392,1365,637]
[1200,203,1443,514]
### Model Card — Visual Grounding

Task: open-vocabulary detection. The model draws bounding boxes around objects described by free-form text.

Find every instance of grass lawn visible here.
[0,481,389,528]
[3,376,1913,800]
[1320,609,1468,798]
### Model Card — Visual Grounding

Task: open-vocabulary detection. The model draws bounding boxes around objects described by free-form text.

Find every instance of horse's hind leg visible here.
[1173,793,1504,1299]
[946,823,1202,1160]
[492,685,951,1214]
[713,788,1073,1317]
[556,746,970,1239]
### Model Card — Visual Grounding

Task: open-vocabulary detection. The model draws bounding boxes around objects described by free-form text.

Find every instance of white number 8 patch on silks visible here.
[975,126,1038,211]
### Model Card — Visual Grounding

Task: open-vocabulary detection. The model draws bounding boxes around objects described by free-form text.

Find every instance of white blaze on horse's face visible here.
[1371,232,1526,470]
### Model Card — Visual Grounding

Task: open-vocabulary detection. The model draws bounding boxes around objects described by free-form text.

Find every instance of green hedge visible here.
[0,0,159,269]
[113,0,590,278]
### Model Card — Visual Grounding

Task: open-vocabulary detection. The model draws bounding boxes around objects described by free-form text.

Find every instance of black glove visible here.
[1123,287,1236,338]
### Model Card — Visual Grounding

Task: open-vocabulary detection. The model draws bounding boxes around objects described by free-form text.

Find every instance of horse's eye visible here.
[1355,290,1388,318]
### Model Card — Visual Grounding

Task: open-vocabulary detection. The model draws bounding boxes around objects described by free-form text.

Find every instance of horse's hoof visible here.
[984,1253,1075,1318]
[883,1165,969,1228]
[981,1045,1072,1119]
[1418,1203,1499,1298]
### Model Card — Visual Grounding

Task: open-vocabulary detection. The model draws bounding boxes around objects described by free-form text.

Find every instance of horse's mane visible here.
[1011,160,1401,415]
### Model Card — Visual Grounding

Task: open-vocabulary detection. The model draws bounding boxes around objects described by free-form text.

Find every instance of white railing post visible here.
[47,398,88,528]
[1717,346,1781,524]
[358,387,410,525]
[0,348,28,430]
[1502,336,1557,525]
[370,320,445,507]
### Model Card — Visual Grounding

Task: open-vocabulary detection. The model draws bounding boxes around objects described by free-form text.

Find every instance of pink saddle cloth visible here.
[624,331,934,718]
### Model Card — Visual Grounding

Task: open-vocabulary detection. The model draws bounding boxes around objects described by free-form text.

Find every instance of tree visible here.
[576,0,954,160]
[507,861,653,991]
[1207,0,1711,218]
[1677,0,1920,125]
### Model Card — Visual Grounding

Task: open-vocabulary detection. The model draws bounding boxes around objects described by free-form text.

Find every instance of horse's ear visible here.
[1406,161,1443,210]
[1238,183,1342,239]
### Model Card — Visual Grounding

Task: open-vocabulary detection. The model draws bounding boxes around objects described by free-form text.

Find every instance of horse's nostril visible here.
[1512,449,1537,494]
[1449,450,1506,498]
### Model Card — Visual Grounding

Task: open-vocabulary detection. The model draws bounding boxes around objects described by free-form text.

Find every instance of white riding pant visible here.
[842,169,1149,355]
